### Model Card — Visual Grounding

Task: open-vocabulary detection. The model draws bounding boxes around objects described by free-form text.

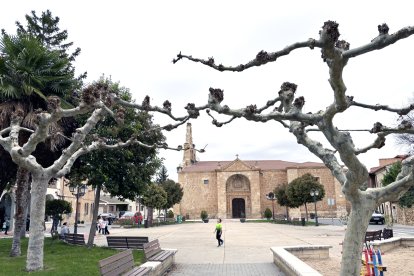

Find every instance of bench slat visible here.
[143,239,162,259]
[123,266,151,276]
[107,236,149,249]
[148,250,174,262]
[64,233,85,245]
[99,249,135,276]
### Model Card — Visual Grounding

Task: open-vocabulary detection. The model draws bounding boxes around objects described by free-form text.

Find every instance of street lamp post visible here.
[69,185,87,234]
[266,192,276,220]
[310,189,320,226]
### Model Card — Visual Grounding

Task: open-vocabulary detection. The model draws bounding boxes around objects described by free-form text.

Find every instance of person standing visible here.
[214,218,223,247]
[4,217,10,235]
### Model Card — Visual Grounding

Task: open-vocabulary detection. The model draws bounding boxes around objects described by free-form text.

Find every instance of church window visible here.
[203,179,209,185]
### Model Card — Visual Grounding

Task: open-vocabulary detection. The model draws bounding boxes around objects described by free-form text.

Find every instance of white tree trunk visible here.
[340,198,374,276]
[10,167,31,257]
[26,174,50,272]
[87,184,101,247]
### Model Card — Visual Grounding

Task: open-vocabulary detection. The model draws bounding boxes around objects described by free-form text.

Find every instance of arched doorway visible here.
[232,198,245,218]
[226,174,251,218]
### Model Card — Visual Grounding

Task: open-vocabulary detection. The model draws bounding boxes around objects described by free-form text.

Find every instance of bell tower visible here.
[182,123,196,167]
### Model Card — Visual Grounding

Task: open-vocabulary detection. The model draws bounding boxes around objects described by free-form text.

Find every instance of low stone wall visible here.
[370,237,414,252]
[271,245,332,276]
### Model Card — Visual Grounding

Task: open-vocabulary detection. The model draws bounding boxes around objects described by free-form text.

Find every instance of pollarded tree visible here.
[274,183,297,221]
[174,21,414,275]
[0,81,204,271]
[286,173,325,221]
[69,78,164,247]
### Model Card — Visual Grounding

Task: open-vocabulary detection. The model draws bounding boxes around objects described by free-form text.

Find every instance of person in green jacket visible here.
[214,218,223,247]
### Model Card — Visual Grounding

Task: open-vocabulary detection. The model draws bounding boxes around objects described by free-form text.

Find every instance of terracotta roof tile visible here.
[181,160,325,172]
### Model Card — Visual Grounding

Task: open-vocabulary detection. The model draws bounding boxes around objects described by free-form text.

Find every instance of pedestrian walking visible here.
[214,218,223,247]
[4,217,10,235]
[103,218,110,235]
[98,216,104,234]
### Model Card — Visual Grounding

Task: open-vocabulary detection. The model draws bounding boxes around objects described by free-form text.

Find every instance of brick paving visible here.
[168,263,284,275]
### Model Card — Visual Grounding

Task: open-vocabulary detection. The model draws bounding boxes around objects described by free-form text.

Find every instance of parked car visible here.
[120,211,135,219]
[98,213,117,225]
[370,211,385,225]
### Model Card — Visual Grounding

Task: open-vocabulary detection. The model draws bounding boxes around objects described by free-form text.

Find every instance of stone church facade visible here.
[174,123,349,219]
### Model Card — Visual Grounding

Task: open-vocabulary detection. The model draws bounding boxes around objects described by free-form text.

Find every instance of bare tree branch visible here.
[173,39,322,72]
[343,25,414,59]
[355,133,386,155]
[351,99,414,115]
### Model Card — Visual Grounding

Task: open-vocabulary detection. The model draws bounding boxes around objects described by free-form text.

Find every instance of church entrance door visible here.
[232,198,245,218]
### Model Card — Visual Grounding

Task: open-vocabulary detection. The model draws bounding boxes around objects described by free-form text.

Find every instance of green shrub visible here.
[200,210,208,220]
[115,218,134,226]
[264,208,272,220]
[167,210,174,218]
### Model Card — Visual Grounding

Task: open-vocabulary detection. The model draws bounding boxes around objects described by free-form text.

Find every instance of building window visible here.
[91,203,94,215]
[203,179,209,185]
[84,203,89,215]
[109,206,114,212]
[314,177,320,183]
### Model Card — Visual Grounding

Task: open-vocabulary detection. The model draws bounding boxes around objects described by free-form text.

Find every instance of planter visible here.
[202,219,209,223]
[240,218,246,223]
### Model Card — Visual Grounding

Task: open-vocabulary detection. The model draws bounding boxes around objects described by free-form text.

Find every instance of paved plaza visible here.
[91,219,348,275]
[2,220,413,275]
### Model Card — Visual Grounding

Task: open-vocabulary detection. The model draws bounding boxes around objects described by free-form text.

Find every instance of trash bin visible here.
[177,215,182,224]
[310,213,315,219]
[144,219,148,228]
[301,217,306,226]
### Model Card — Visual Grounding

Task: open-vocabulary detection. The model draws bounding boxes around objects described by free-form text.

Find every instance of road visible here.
[317,217,414,237]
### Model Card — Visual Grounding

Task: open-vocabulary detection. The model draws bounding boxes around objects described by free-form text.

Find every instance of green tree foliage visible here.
[286,173,325,219]
[264,208,272,219]
[381,162,414,208]
[142,183,167,210]
[286,174,325,206]
[274,184,297,208]
[11,9,86,87]
[45,199,72,218]
[69,78,164,200]
[161,179,184,209]
[274,183,296,220]
[156,165,169,184]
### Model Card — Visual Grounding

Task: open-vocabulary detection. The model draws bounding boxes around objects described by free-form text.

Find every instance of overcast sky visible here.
[1,1,413,180]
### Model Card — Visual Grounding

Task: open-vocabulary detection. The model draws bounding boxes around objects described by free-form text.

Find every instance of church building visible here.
[174,123,349,220]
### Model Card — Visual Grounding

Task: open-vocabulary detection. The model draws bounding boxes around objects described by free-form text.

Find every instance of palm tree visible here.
[0,34,76,257]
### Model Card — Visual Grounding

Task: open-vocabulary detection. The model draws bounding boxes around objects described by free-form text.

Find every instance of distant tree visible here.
[12,9,86,88]
[286,174,325,221]
[274,184,298,221]
[161,179,183,209]
[142,183,167,225]
[45,199,72,232]
[156,165,169,184]
[382,162,414,208]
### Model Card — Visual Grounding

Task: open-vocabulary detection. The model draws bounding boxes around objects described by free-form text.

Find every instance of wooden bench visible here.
[64,233,86,245]
[365,230,382,242]
[143,239,177,275]
[107,236,149,249]
[98,249,151,276]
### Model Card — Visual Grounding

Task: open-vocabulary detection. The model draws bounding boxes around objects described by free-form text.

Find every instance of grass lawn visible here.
[0,238,145,275]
